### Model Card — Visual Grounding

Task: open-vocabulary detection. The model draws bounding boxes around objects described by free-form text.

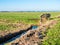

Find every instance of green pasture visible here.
[42,18,60,45]
[0,12,60,31]
[0,12,60,45]
[0,12,60,23]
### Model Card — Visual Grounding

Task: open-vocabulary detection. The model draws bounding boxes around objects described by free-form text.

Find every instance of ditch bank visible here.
[0,25,33,44]
[9,20,57,45]
[0,20,57,45]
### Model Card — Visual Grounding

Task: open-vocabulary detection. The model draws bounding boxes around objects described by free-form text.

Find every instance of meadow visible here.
[42,18,60,45]
[0,12,60,45]
[0,12,60,23]
[0,12,60,31]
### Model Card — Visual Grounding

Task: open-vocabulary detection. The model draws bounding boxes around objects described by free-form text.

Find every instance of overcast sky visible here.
[0,0,60,11]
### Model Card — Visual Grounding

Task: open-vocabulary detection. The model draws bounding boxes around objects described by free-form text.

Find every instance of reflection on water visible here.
[0,25,38,45]
[32,26,38,29]
[0,32,26,45]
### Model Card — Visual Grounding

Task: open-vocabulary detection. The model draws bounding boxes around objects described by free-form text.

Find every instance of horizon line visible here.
[0,10,60,12]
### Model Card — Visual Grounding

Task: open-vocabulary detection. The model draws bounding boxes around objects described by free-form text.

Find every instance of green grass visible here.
[0,12,60,45]
[42,19,60,45]
[0,12,60,31]
[0,12,60,23]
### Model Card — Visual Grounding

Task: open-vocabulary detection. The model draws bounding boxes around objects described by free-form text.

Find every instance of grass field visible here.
[42,19,60,45]
[0,12,60,23]
[0,12,60,45]
[0,12,60,31]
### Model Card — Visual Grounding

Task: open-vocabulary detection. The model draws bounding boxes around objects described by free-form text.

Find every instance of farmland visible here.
[0,12,60,45]
[0,12,60,31]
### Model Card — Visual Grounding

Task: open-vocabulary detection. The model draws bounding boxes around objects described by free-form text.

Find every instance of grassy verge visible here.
[42,19,60,45]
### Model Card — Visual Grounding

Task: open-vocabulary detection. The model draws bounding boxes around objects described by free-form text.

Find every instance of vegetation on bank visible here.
[0,12,60,45]
[42,19,60,45]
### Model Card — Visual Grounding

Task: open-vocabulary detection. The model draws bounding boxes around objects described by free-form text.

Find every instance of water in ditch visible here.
[0,25,38,45]
[32,25,38,29]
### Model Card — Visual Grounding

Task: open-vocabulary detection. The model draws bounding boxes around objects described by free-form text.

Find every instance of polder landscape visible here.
[0,0,60,45]
[0,12,60,45]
